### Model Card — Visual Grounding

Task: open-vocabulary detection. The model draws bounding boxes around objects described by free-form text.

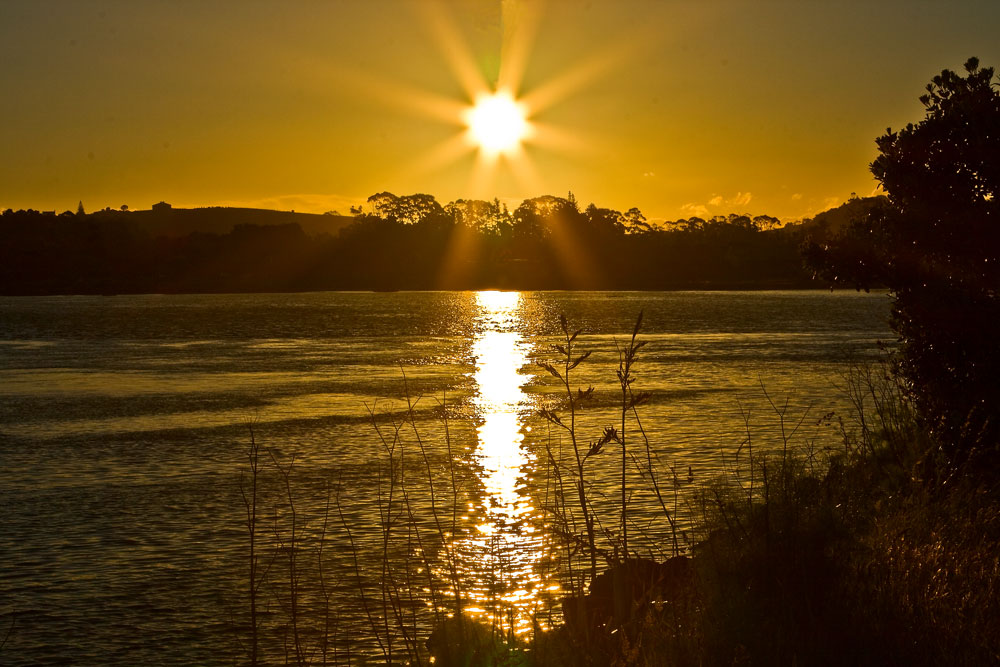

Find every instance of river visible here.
[0,290,892,664]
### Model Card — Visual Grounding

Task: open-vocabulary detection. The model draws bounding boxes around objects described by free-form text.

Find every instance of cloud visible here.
[818,195,841,212]
[782,194,852,222]
[791,193,803,201]
[680,191,753,218]
[680,202,710,217]
[205,193,363,214]
[731,191,752,206]
[643,171,656,178]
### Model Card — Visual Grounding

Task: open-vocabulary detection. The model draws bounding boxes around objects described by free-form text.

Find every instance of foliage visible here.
[230,332,1000,666]
[693,361,1000,667]
[805,58,1000,470]
[0,194,819,294]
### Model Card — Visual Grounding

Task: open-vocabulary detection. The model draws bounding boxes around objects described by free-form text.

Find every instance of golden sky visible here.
[2,0,998,221]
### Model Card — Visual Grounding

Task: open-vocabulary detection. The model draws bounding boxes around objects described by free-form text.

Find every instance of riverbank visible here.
[430,361,1000,666]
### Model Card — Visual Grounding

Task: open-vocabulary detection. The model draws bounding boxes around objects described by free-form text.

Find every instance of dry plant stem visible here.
[542,423,579,598]
[389,464,422,662]
[334,478,387,660]
[0,613,13,653]
[537,425,560,604]
[558,315,598,581]
[377,439,398,661]
[392,409,435,665]
[365,401,405,661]
[441,390,465,617]
[632,409,680,556]
[402,376,463,618]
[396,378,439,650]
[316,482,334,666]
[729,404,753,537]
[837,361,910,468]
[616,334,630,558]
[377,462,396,662]
[373,407,421,662]
[269,451,306,667]
[620,388,629,557]
[399,507,425,667]
[401,481,441,631]
[614,311,646,559]
[759,378,811,503]
[729,400,757,523]
[238,422,261,667]
[544,433,579,595]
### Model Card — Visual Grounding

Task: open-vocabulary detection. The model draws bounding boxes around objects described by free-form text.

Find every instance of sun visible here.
[465,91,529,155]
[349,2,638,192]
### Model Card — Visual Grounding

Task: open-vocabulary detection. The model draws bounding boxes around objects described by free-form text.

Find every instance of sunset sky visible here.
[2,0,998,221]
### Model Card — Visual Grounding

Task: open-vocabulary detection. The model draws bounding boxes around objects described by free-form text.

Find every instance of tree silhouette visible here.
[806,58,1000,470]
[623,207,651,234]
[366,192,447,225]
[1,192,822,294]
[445,198,510,235]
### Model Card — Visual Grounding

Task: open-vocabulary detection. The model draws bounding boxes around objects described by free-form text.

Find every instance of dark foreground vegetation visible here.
[0,193,852,294]
[229,326,999,667]
[219,59,999,665]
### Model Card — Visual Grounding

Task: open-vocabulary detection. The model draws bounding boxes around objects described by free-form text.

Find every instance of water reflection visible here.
[456,291,555,634]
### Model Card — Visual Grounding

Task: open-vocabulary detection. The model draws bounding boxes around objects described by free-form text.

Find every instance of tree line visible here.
[0,193,831,294]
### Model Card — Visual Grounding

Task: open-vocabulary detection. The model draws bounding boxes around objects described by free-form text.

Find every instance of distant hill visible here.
[1,195,848,294]
[87,205,356,238]
[795,195,888,236]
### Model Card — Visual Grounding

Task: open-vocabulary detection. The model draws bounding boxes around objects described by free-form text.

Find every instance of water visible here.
[0,290,892,664]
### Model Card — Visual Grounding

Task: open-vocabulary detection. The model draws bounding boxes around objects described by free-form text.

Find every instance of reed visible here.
[231,317,998,666]
[228,310,689,664]
[237,420,263,666]
[537,314,601,582]
[0,612,14,654]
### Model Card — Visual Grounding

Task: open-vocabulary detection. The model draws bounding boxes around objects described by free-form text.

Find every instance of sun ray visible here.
[520,41,637,117]
[297,0,662,201]
[318,60,468,126]
[414,0,492,103]
[527,120,594,156]
[497,0,544,97]
[436,212,483,288]
[396,132,476,184]
[469,149,501,198]
[505,143,544,194]
[468,141,543,199]
[545,210,605,287]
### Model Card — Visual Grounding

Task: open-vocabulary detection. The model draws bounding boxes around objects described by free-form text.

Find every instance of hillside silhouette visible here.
[0,196,879,295]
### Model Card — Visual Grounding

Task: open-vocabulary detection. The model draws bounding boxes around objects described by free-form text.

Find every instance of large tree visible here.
[806,58,1000,470]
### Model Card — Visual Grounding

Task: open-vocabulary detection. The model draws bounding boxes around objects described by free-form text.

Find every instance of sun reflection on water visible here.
[455,290,556,634]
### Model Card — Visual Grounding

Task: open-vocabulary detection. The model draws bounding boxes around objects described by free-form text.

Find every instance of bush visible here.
[805,58,1000,473]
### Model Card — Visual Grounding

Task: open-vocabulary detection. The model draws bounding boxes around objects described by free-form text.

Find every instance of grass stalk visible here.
[269,450,305,666]
[238,421,262,667]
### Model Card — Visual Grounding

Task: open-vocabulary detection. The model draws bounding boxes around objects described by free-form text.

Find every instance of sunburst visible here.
[317,1,648,197]
[464,90,530,156]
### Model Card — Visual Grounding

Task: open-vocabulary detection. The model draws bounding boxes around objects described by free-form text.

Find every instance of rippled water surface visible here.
[0,291,891,664]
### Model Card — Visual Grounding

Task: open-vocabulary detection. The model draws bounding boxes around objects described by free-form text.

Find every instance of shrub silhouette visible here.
[806,57,1000,474]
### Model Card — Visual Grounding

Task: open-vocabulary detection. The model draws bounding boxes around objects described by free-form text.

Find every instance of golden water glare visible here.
[453,290,557,634]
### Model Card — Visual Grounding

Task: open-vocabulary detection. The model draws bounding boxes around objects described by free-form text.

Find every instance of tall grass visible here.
[685,358,1000,666]
[232,316,999,666]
